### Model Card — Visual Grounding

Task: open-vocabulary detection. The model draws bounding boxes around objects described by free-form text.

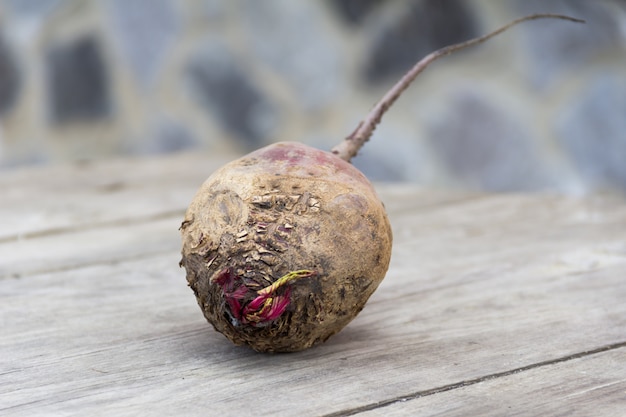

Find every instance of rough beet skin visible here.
[180,142,392,352]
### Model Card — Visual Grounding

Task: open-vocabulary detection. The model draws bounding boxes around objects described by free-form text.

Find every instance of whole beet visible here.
[180,142,392,352]
[179,14,583,352]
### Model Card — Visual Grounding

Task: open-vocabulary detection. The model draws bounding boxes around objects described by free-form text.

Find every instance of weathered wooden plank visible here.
[0,151,238,241]
[355,348,626,417]
[0,216,180,279]
[387,192,626,287]
[1,237,625,416]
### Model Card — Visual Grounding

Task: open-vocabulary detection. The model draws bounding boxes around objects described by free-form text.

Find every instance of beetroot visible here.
[180,142,391,351]
[179,14,584,352]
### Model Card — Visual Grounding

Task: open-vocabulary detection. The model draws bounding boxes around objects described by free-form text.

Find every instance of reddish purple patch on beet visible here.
[258,143,308,165]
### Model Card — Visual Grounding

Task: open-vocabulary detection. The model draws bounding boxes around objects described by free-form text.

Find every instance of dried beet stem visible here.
[331,13,586,163]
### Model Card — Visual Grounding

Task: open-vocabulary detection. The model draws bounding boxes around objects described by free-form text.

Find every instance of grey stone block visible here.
[328,0,384,25]
[427,90,549,191]
[516,0,621,89]
[151,120,197,153]
[186,43,278,148]
[0,35,20,116]
[557,75,626,190]
[45,36,111,124]
[123,117,198,155]
[242,0,341,110]
[352,124,427,182]
[364,0,477,83]
[105,0,180,87]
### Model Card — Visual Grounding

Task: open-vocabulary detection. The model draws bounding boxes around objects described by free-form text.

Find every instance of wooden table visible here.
[2,151,625,416]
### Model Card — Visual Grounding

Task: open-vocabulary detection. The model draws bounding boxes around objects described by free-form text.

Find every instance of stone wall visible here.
[0,0,625,194]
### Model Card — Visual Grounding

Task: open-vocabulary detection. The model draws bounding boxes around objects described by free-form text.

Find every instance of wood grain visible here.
[355,348,626,417]
[1,153,625,416]
[0,152,237,241]
[0,216,180,278]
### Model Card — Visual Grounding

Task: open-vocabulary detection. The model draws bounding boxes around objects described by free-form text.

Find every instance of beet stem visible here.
[331,13,586,163]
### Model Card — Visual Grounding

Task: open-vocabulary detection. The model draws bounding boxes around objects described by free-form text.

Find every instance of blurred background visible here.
[0,0,624,194]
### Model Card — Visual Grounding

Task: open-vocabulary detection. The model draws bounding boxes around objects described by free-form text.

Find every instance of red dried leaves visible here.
[214,268,315,326]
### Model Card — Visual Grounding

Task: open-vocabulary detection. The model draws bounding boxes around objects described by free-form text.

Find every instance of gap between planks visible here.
[323,341,626,417]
